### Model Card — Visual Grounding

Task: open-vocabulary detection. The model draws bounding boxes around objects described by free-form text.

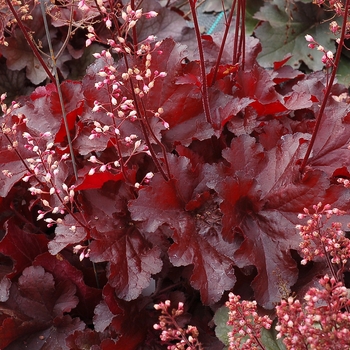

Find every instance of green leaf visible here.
[245,0,264,34]
[261,324,287,350]
[336,54,350,86]
[254,0,334,71]
[213,304,287,350]
[213,305,231,348]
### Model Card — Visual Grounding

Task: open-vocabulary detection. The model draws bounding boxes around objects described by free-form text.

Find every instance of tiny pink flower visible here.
[305,34,314,42]
[144,11,158,18]
[105,18,112,29]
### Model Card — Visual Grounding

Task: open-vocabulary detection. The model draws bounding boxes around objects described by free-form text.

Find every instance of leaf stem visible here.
[210,0,237,86]
[139,97,171,180]
[5,0,56,84]
[232,0,245,67]
[130,0,139,52]
[105,84,129,181]
[189,0,212,124]
[300,0,350,173]
[121,53,170,182]
[39,0,78,181]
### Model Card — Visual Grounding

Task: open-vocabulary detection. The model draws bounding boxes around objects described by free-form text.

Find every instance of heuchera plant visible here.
[1,0,350,348]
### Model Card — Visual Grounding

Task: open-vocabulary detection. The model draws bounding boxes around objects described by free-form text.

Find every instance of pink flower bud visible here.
[105,18,112,29]
[144,11,158,18]
[305,34,314,42]
[37,213,45,221]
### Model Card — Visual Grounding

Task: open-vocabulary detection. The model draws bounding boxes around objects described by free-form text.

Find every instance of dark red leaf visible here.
[176,73,202,88]
[90,225,162,301]
[93,300,115,332]
[308,98,350,176]
[226,106,260,136]
[0,218,48,278]
[283,89,313,110]
[101,285,153,349]
[291,72,326,104]
[66,328,109,350]
[0,28,49,85]
[52,81,84,144]
[0,265,82,349]
[129,155,237,304]
[75,167,124,191]
[30,83,57,99]
[235,64,287,115]
[19,90,61,141]
[77,185,162,301]
[136,0,196,47]
[48,213,88,255]
[258,119,290,151]
[273,53,293,70]
[33,252,101,320]
[273,65,304,84]
[5,316,85,350]
[213,133,350,308]
[207,63,240,86]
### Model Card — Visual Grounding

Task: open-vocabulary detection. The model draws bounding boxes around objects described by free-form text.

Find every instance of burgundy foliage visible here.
[1,1,350,349]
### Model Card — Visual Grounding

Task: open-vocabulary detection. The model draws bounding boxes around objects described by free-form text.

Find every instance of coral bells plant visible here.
[2,0,350,348]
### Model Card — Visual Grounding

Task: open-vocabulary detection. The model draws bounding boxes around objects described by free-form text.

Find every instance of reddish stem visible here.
[5,0,56,84]
[239,0,246,69]
[130,0,138,52]
[232,0,244,65]
[121,53,170,181]
[210,0,237,86]
[138,97,171,180]
[189,0,212,124]
[300,0,350,173]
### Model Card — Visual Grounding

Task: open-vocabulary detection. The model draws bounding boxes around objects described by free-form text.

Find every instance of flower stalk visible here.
[300,0,350,173]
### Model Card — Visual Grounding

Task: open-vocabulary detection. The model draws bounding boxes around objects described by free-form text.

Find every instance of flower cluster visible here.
[337,177,350,188]
[1,104,22,178]
[296,202,350,266]
[0,0,33,46]
[21,130,76,215]
[225,293,272,350]
[273,203,350,349]
[305,34,335,68]
[1,92,20,114]
[91,44,167,117]
[85,3,158,48]
[153,300,203,350]
[276,275,350,349]
[84,4,169,185]
[73,243,91,261]
[8,126,87,241]
[312,0,344,17]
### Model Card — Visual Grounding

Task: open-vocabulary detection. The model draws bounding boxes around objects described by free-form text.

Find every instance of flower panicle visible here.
[153,300,203,350]
[226,293,272,350]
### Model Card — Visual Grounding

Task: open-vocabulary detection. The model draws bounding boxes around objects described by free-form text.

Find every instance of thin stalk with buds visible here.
[40,0,78,181]
[188,0,212,124]
[300,0,350,173]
